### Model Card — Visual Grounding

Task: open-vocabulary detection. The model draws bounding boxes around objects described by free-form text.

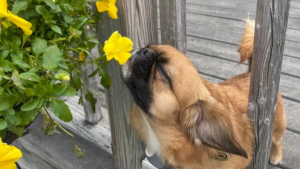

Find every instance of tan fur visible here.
[128,21,286,169]
[238,19,255,72]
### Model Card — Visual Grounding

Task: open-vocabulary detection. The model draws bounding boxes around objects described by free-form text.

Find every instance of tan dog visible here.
[122,20,286,169]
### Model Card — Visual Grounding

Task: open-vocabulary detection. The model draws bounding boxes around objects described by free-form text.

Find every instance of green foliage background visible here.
[0,0,111,151]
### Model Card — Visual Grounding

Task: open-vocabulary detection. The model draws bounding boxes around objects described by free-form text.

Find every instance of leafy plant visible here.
[0,0,133,157]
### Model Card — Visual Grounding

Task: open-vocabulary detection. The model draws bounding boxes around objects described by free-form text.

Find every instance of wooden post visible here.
[247,0,290,168]
[159,0,186,54]
[96,0,158,169]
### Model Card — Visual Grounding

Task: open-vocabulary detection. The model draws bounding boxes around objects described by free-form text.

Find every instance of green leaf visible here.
[53,84,67,95]
[0,45,10,50]
[35,5,49,18]
[100,71,111,89]
[12,71,25,89]
[50,99,72,122]
[19,109,38,126]
[74,16,88,30]
[0,50,9,60]
[61,11,72,23]
[36,98,46,109]
[24,88,35,97]
[0,95,19,111]
[85,92,97,114]
[21,99,40,111]
[11,51,23,63]
[0,60,16,72]
[87,39,99,44]
[20,72,40,82]
[1,108,16,116]
[7,122,24,137]
[88,69,98,78]
[12,0,28,14]
[0,119,7,130]
[13,36,21,49]
[4,113,21,125]
[59,86,76,97]
[32,38,47,55]
[50,25,62,35]
[44,0,57,9]
[0,129,7,138]
[72,73,81,90]
[34,84,48,97]
[15,60,31,69]
[42,45,62,70]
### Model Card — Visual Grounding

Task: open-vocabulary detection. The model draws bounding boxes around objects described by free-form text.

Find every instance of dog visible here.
[122,20,286,169]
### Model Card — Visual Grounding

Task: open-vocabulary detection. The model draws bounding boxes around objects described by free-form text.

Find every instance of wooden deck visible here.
[15,0,300,168]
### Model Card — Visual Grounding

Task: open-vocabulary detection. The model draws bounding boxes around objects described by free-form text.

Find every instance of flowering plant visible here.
[0,138,22,169]
[0,0,133,158]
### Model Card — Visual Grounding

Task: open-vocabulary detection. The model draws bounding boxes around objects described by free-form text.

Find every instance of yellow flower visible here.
[0,138,22,169]
[79,52,85,61]
[0,0,32,35]
[96,0,118,19]
[103,31,133,65]
[55,72,70,81]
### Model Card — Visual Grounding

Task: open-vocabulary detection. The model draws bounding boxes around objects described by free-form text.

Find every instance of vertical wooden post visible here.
[247,0,290,168]
[97,0,158,169]
[159,0,186,54]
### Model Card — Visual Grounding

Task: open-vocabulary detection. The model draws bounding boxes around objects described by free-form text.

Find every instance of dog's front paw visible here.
[269,154,282,165]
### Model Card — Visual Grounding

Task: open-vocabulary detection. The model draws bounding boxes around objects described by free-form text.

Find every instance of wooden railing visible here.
[246,0,290,168]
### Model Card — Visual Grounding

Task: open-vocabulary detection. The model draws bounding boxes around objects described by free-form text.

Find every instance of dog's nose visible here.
[139,48,154,59]
[130,48,156,81]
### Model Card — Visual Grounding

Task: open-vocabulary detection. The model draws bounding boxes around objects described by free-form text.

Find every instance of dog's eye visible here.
[156,63,172,88]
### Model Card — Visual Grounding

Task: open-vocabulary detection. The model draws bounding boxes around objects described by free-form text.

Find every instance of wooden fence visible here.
[80,0,290,168]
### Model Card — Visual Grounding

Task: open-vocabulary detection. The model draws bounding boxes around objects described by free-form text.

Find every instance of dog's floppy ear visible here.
[179,100,248,158]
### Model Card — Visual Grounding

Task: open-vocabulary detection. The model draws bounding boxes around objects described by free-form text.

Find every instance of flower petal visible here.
[96,0,109,12]
[103,42,117,56]
[117,37,133,52]
[6,12,32,35]
[107,31,121,44]
[106,54,115,61]
[107,5,117,19]
[1,162,16,169]
[0,0,8,18]
[1,21,9,28]
[114,52,131,65]
[108,0,116,5]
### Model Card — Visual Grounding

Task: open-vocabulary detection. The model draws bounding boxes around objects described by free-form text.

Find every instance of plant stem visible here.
[48,37,67,43]
[42,106,53,121]
[54,121,74,139]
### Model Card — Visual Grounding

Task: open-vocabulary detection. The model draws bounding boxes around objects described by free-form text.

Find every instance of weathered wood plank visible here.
[185,12,300,44]
[185,4,300,43]
[96,0,158,168]
[186,0,300,19]
[159,0,186,53]
[187,52,300,131]
[187,36,300,80]
[245,1,290,167]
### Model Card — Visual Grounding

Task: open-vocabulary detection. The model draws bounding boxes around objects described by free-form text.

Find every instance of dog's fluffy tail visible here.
[238,19,255,72]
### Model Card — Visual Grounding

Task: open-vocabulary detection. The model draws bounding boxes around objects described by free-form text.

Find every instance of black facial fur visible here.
[124,48,157,114]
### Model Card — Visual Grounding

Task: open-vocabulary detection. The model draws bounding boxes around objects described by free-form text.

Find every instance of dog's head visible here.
[123,45,247,160]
